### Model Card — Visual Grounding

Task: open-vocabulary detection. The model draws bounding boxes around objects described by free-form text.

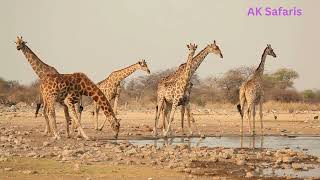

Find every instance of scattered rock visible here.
[22,170,37,174]
[26,152,37,158]
[73,163,81,172]
[43,141,51,147]
[236,159,246,166]
[245,171,254,178]
[125,148,137,156]
[4,167,12,171]
[291,163,304,170]
[0,157,8,162]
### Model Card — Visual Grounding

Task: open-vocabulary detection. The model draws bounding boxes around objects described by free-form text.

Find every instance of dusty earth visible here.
[0,104,320,180]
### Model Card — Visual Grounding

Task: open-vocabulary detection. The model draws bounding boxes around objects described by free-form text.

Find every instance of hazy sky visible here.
[1,0,319,90]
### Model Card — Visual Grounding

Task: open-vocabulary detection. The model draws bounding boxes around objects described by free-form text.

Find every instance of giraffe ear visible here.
[214,40,216,45]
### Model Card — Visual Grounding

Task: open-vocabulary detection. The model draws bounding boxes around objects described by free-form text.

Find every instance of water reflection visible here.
[127,136,320,156]
[240,135,264,149]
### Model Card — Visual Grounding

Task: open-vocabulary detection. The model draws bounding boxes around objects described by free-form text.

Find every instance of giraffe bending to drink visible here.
[40,72,120,140]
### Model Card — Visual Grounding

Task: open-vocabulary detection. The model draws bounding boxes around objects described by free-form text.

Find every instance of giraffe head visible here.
[187,43,198,51]
[207,40,223,59]
[137,59,151,74]
[110,117,120,139]
[265,44,277,58]
[15,36,27,50]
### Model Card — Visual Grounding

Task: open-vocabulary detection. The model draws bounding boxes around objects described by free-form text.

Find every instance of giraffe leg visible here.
[181,105,185,134]
[252,105,256,136]
[239,95,246,135]
[47,100,60,140]
[42,102,51,136]
[94,103,100,130]
[113,95,119,115]
[259,101,264,136]
[64,97,89,140]
[163,103,170,134]
[247,103,253,135]
[160,108,165,129]
[35,93,43,118]
[186,102,193,135]
[154,98,164,136]
[61,103,72,138]
[76,103,82,126]
[164,100,178,137]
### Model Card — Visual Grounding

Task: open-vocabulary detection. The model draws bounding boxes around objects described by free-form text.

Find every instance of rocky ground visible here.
[0,104,320,179]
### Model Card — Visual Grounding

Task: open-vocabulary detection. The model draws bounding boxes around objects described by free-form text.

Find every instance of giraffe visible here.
[40,72,120,140]
[15,36,83,134]
[92,60,151,130]
[237,44,277,136]
[155,41,223,135]
[15,36,61,134]
[157,41,223,134]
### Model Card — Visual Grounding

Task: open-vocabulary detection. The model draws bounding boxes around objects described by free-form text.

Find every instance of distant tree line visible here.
[0,67,320,107]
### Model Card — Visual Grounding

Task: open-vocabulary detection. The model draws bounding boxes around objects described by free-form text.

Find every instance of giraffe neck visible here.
[189,46,210,77]
[107,63,140,85]
[179,48,197,90]
[254,48,268,78]
[20,45,58,78]
[79,74,117,120]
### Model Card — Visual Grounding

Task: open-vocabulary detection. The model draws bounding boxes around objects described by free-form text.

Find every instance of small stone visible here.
[125,148,137,156]
[4,167,12,171]
[282,156,295,163]
[22,170,37,174]
[26,152,37,157]
[43,141,50,147]
[291,163,303,170]
[73,163,81,172]
[236,159,246,166]
[184,168,191,173]
[148,178,153,180]
[0,157,8,162]
[245,171,254,178]
[265,151,272,156]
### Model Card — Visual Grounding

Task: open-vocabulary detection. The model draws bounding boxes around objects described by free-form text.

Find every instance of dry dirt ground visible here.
[0,106,320,180]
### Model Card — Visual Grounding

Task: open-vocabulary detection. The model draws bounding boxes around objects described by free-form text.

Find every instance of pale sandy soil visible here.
[5,107,317,138]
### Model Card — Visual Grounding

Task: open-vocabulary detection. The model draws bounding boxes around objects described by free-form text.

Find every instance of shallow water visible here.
[125,136,320,178]
[127,136,320,156]
[263,166,320,179]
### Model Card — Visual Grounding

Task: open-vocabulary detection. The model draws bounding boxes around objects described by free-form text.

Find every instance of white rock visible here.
[4,167,12,171]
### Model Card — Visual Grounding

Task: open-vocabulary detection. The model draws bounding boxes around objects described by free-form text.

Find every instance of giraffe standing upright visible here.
[154,43,199,136]
[237,44,277,136]
[92,60,151,130]
[157,41,223,134]
[40,72,120,140]
[15,36,63,135]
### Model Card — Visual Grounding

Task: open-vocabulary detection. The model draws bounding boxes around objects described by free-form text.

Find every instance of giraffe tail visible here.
[237,104,243,119]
